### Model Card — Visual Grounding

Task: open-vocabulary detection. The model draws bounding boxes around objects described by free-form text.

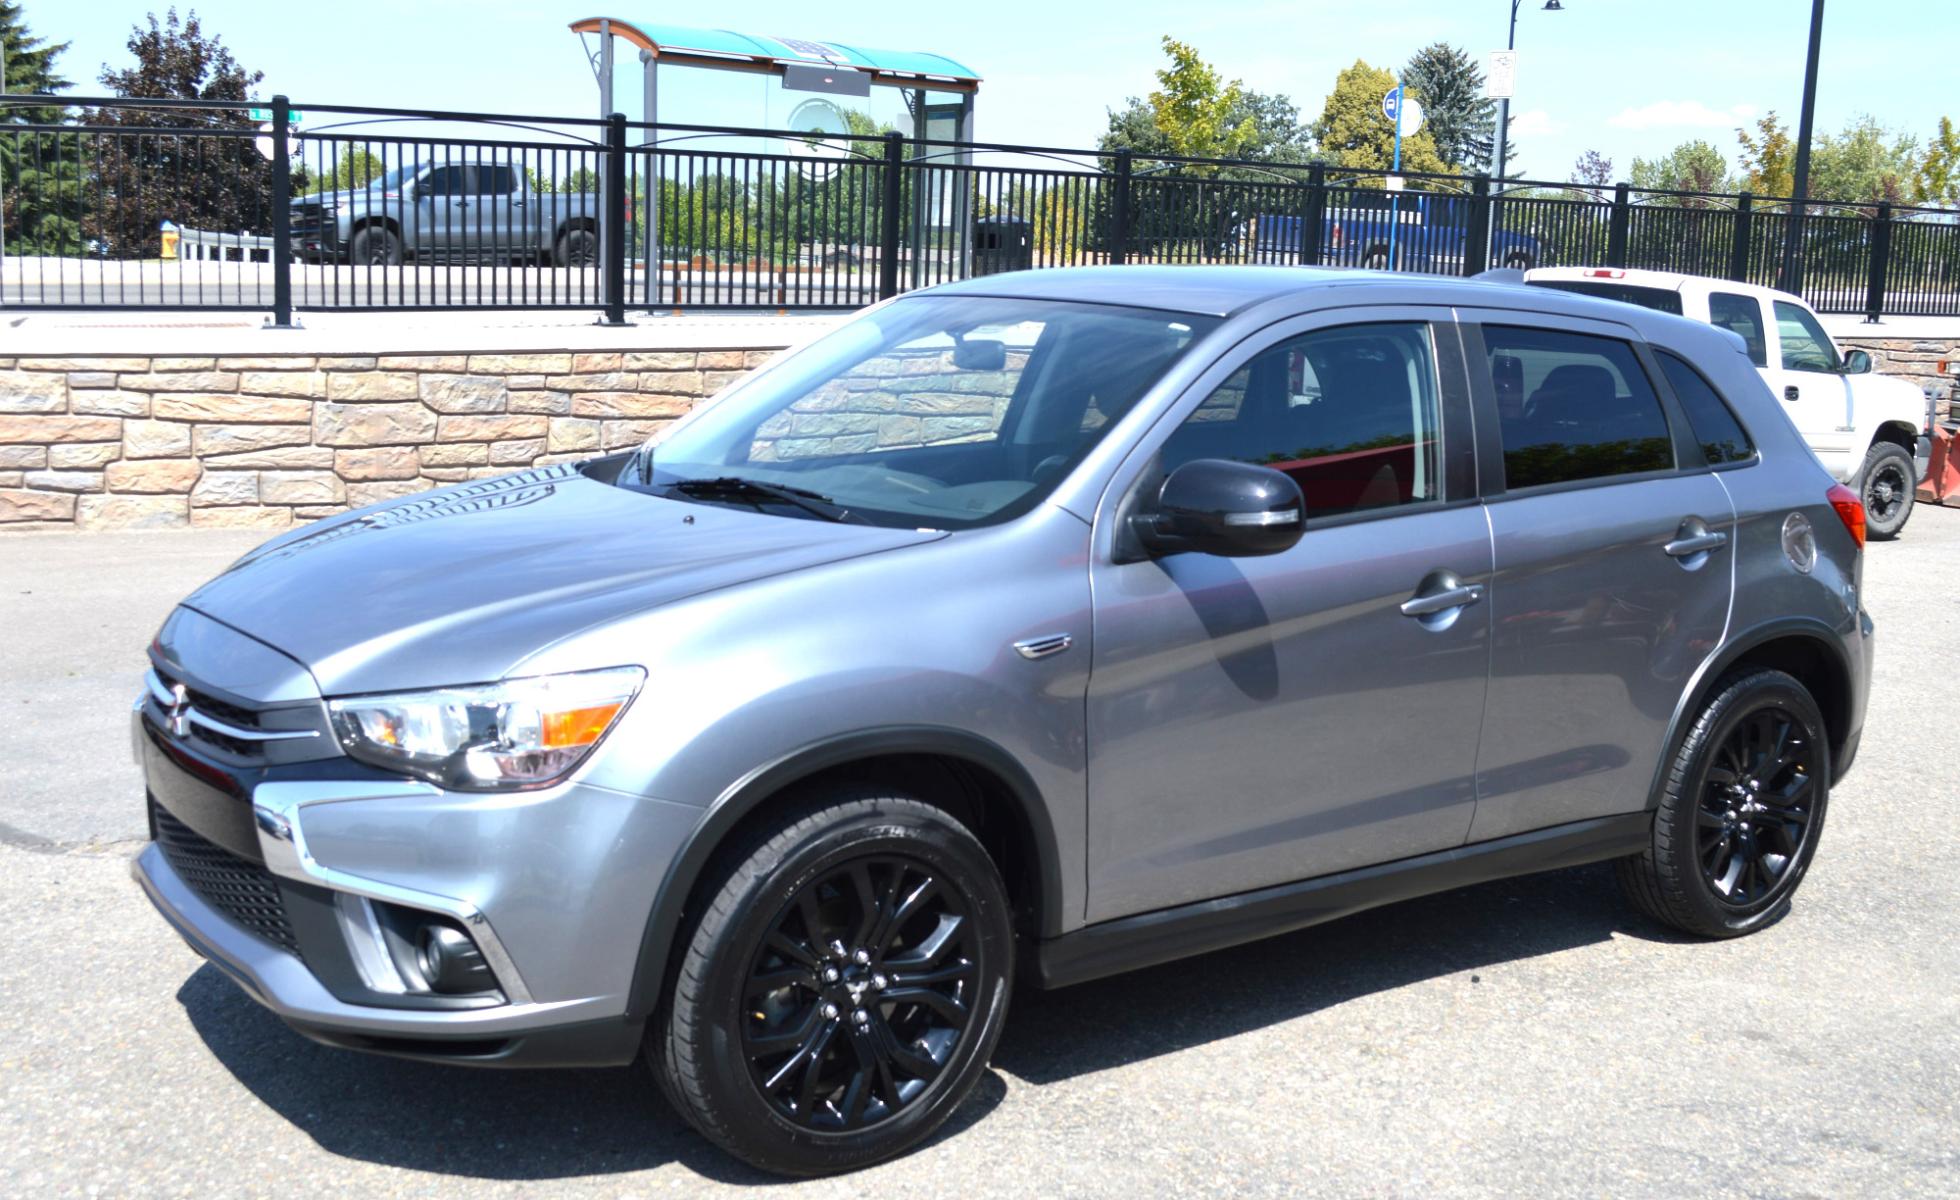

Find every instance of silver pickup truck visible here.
[289,160,603,266]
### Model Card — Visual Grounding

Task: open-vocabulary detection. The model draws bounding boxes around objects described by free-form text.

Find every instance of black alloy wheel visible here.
[652,789,1013,1176]
[1696,707,1819,908]
[1617,668,1831,938]
[743,855,979,1131]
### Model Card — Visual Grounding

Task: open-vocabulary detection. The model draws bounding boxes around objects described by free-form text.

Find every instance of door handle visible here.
[1664,530,1729,558]
[511,199,525,207]
[453,199,471,208]
[1784,385,1800,401]
[1400,583,1484,617]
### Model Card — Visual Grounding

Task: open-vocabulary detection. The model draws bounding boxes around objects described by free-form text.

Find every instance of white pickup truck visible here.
[1525,267,1935,539]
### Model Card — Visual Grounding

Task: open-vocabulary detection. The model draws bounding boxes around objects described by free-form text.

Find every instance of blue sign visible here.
[1381,86,1403,123]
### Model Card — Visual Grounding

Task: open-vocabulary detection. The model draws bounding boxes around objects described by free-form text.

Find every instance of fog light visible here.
[416,924,494,994]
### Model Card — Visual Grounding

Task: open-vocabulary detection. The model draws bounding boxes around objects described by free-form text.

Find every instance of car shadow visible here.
[180,863,1676,1181]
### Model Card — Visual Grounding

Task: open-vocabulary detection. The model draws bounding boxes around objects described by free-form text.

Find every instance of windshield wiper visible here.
[664,475,868,524]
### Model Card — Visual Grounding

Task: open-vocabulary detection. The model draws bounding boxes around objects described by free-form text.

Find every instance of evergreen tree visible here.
[84,9,267,258]
[1401,43,1495,174]
[1,1,79,255]
[1312,60,1451,179]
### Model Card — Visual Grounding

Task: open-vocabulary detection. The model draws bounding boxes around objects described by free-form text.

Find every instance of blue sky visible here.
[38,0,1960,182]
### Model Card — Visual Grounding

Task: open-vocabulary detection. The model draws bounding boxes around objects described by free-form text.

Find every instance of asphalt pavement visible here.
[1,509,1957,1196]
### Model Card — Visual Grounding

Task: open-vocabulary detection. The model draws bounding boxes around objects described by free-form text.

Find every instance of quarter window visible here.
[1484,326,1674,490]
[1656,351,1754,465]
[1709,292,1769,367]
[1158,322,1442,517]
[1772,300,1842,372]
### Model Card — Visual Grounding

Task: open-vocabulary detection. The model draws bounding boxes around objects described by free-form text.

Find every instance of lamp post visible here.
[1493,0,1564,183]
[1777,0,1826,294]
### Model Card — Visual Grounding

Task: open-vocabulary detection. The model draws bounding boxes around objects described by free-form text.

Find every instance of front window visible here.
[1772,300,1842,373]
[637,296,1217,529]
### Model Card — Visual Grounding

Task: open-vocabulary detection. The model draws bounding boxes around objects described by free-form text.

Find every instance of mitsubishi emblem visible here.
[167,683,191,738]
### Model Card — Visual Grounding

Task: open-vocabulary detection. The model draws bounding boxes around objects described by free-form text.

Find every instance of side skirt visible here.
[1031,812,1654,989]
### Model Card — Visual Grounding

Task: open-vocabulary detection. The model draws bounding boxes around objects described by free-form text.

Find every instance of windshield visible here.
[371,164,421,191]
[634,296,1217,529]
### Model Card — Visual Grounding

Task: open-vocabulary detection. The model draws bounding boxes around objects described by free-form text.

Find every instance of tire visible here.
[1857,440,1915,541]
[1504,250,1536,270]
[1616,669,1830,938]
[349,225,401,266]
[553,226,598,267]
[1362,245,1391,270]
[650,785,1014,1176]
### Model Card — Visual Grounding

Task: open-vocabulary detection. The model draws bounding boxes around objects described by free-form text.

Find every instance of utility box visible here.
[972,217,1032,276]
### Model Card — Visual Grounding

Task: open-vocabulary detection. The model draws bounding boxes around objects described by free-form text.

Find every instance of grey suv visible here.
[132,267,1871,1175]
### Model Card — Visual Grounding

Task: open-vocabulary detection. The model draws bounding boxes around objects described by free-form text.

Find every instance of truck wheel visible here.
[1362,246,1391,270]
[1857,440,1915,540]
[349,226,401,266]
[649,785,1014,1176]
[1615,669,1829,939]
[1504,251,1535,270]
[554,227,598,267]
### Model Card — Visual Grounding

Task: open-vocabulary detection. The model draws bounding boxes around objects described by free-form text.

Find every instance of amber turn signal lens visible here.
[541,702,627,749]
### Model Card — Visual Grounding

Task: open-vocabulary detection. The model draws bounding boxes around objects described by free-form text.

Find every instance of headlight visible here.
[327,667,644,791]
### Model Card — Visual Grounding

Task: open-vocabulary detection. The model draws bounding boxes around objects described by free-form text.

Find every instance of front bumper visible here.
[131,699,699,1067]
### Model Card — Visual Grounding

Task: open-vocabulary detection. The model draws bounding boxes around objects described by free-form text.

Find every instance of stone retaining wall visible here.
[0,332,1951,532]
[0,349,777,530]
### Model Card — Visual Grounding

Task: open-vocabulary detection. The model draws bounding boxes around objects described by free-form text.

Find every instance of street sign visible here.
[247,107,303,124]
[1381,88,1425,136]
[1486,51,1517,100]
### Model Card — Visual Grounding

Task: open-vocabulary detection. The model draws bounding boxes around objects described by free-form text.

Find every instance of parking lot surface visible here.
[2,511,1957,1196]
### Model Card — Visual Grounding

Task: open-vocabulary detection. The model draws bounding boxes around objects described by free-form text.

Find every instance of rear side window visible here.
[1531,280,1684,315]
[1709,292,1768,366]
[1656,351,1754,465]
[1484,326,1674,490]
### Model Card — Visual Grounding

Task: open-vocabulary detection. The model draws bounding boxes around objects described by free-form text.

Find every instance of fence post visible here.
[601,112,627,325]
[1728,191,1754,282]
[879,132,903,300]
[1299,162,1326,267]
[1463,175,1492,276]
[1606,183,1631,268]
[1864,200,1894,324]
[266,94,295,329]
[1111,149,1132,266]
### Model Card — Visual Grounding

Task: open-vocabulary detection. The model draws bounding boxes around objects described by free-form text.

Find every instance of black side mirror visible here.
[1841,348,1873,374]
[952,337,1006,371]
[1133,458,1306,558]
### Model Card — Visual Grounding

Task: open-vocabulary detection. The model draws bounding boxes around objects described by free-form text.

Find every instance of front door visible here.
[1085,313,1492,922]
[1766,297,1856,474]
[1461,317,1736,841]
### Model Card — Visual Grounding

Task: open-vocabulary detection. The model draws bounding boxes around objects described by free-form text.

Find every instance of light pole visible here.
[1493,0,1564,182]
[1777,0,1826,294]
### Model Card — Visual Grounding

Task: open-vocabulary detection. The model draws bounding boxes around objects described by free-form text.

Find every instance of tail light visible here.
[1329,223,1343,249]
[1826,483,1866,549]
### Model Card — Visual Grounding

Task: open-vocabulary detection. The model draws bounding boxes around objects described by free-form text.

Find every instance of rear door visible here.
[1462,313,1735,841]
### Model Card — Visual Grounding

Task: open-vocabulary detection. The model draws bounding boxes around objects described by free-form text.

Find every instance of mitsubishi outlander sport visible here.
[132,267,1872,1175]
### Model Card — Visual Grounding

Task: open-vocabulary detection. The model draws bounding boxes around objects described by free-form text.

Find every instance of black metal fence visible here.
[5,93,1959,323]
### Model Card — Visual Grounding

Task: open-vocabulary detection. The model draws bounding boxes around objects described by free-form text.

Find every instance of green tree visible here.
[1572,150,1613,187]
[1736,112,1793,198]
[1809,115,1917,205]
[1144,36,1256,161]
[1630,140,1733,201]
[1915,116,1959,207]
[1,1,79,255]
[1311,60,1451,178]
[307,146,382,195]
[85,9,267,258]
[1401,43,1494,173]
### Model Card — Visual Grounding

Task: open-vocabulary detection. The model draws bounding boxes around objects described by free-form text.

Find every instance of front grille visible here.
[151,800,301,957]
[153,665,265,760]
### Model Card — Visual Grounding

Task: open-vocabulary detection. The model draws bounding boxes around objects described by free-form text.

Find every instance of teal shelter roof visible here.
[569,19,981,87]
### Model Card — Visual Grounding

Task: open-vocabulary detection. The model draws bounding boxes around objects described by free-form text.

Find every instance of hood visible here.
[183,465,942,695]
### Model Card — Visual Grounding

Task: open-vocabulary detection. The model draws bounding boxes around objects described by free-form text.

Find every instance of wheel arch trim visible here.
[623,725,1064,1022]
[1644,615,1856,810]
